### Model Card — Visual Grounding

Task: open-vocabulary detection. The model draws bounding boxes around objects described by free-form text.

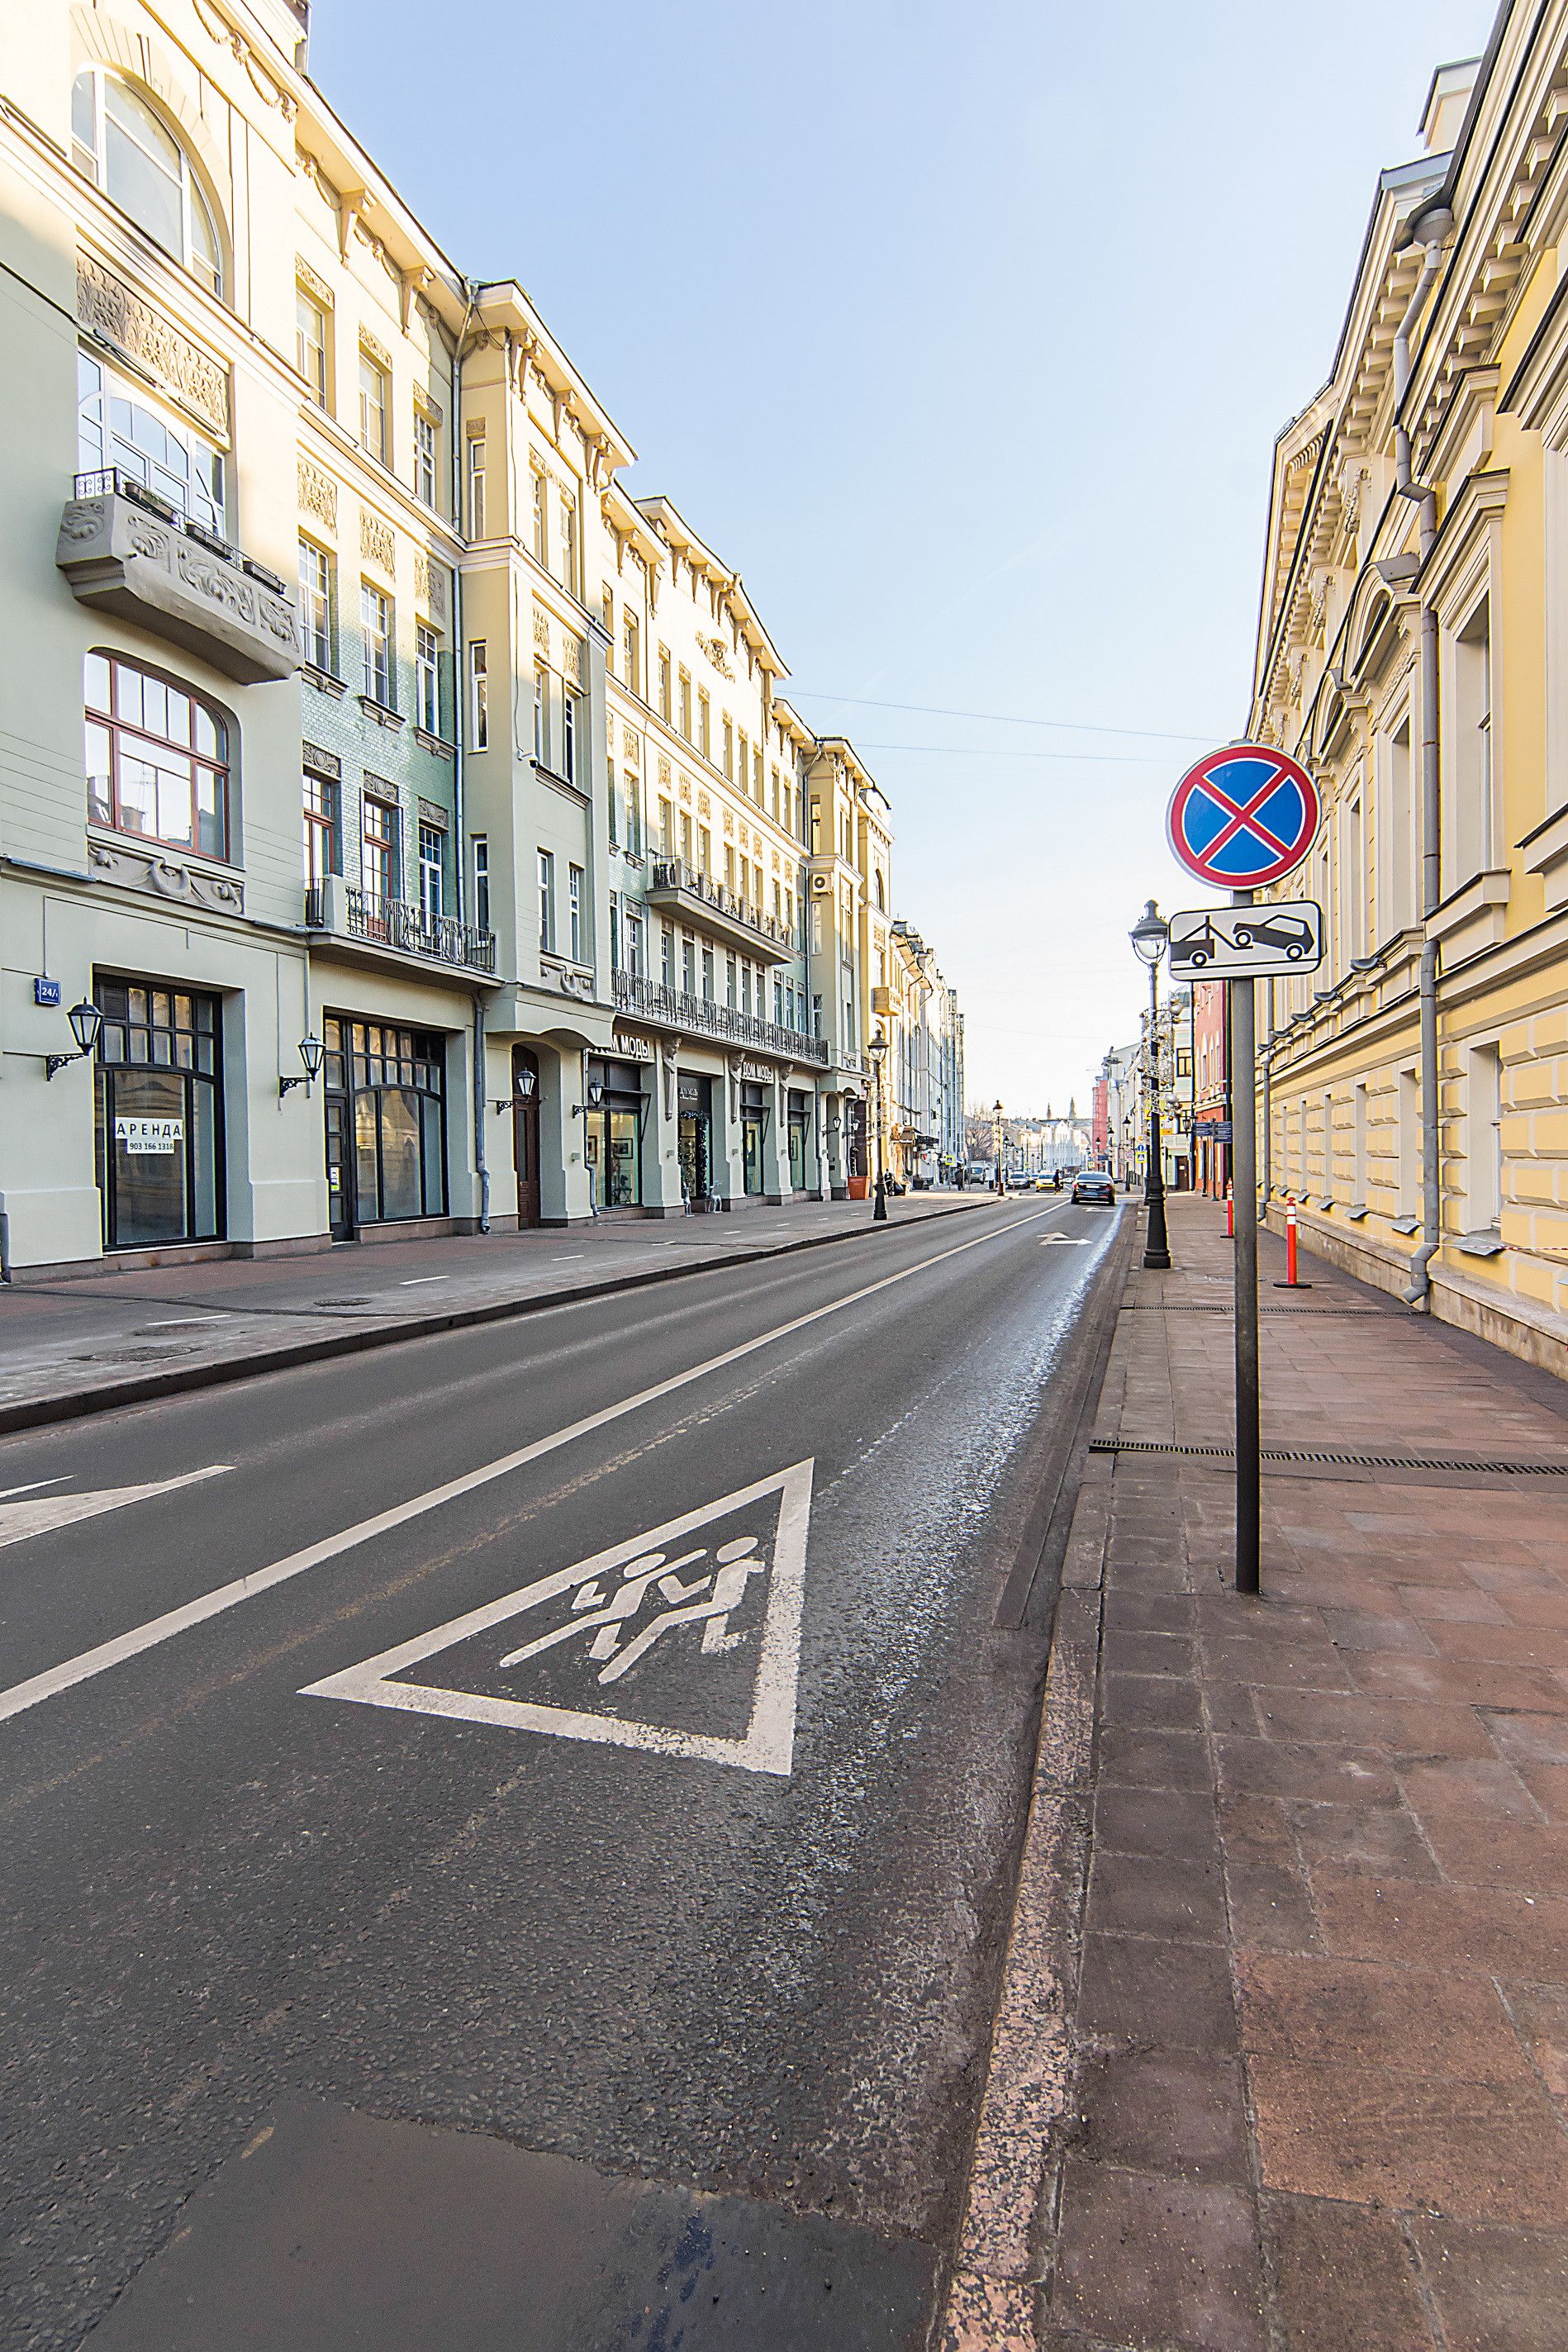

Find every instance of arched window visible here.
[874,867,886,911]
[78,351,224,534]
[85,651,231,862]
[71,69,222,295]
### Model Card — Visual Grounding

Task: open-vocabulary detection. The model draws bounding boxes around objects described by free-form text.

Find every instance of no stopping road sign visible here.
[1166,746,1319,891]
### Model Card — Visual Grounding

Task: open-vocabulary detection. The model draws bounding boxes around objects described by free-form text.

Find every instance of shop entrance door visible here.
[512,1047,541,1228]
[93,981,223,1250]
[788,1114,808,1192]
[677,1074,711,1206]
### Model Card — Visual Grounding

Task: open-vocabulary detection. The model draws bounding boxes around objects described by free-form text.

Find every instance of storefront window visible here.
[585,1058,644,1207]
[323,1015,445,1228]
[94,977,223,1248]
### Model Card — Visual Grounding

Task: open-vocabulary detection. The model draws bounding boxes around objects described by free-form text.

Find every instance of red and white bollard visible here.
[1225,1181,1234,1239]
[1274,1192,1311,1289]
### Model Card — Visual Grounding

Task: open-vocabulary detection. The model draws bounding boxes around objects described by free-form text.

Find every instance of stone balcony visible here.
[57,471,298,686]
[643,858,796,965]
[305,877,497,976]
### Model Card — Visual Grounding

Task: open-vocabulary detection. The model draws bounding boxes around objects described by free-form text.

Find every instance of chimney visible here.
[1420,57,1480,157]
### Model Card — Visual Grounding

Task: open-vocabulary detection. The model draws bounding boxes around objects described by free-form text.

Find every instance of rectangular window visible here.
[532,470,548,564]
[753,747,763,801]
[658,796,674,853]
[661,924,674,986]
[563,688,578,785]
[568,862,584,962]
[1398,1065,1420,1219]
[625,910,643,976]
[701,945,715,1001]
[414,408,438,506]
[473,834,490,934]
[1449,598,1494,891]
[623,611,639,698]
[698,824,711,874]
[534,666,548,763]
[538,848,556,953]
[725,843,736,890]
[723,717,734,779]
[361,582,392,706]
[678,670,691,740]
[1468,1042,1504,1231]
[625,772,642,854]
[725,953,736,1008]
[680,810,693,864]
[298,539,333,672]
[697,691,710,760]
[682,934,696,994]
[296,291,328,406]
[559,497,577,590]
[303,770,339,881]
[416,623,440,734]
[658,649,672,720]
[468,432,487,538]
[468,639,487,749]
[418,821,443,924]
[739,730,749,793]
[359,352,389,465]
[362,792,398,903]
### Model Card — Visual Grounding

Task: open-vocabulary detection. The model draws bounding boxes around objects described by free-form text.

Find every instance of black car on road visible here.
[1071,1171,1115,1205]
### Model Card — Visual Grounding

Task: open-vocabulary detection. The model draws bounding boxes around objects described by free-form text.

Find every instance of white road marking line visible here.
[143,1316,226,1328]
[303,1461,814,1777]
[0,1207,1051,1728]
[0,1478,71,1503]
[0,1466,230,1555]
[400,1276,449,1287]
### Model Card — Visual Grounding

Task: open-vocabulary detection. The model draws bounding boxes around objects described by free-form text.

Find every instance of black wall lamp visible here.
[492,1067,538,1114]
[46,998,103,1079]
[278,1033,326,1097]
[573,1080,606,1116]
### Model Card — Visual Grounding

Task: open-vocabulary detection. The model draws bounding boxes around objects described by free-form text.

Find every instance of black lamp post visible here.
[867,1027,888,1222]
[992,1099,1005,1193]
[1129,900,1172,1270]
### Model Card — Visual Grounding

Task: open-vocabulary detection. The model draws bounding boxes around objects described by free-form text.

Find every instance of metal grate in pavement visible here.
[1089,1437,1568,1475]
[1119,1303,1389,1316]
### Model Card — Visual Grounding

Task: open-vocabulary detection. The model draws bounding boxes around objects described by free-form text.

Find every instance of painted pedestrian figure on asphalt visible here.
[499,1537,765,1684]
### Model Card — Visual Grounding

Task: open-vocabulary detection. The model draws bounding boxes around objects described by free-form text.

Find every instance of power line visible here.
[793,688,1218,745]
[853,741,1175,766]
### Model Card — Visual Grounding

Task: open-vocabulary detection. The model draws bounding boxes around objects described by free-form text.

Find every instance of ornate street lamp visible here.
[867,1026,889,1223]
[992,1098,1005,1194]
[278,1033,326,1098]
[1129,900,1171,1268]
[46,998,104,1080]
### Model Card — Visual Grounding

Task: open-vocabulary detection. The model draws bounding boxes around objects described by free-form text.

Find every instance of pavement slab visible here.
[940,1191,1568,2349]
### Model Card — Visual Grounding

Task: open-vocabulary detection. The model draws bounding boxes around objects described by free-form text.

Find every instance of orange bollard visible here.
[1274,1192,1311,1288]
[1225,1182,1234,1239]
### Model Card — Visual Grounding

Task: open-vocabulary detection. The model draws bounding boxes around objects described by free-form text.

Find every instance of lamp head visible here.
[516,1067,537,1099]
[298,1033,326,1082]
[587,1081,606,1107]
[867,1026,887,1062]
[68,998,103,1057]
[1129,899,1168,967]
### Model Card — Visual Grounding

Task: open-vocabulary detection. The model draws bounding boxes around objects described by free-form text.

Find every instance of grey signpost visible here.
[1165,742,1323,1599]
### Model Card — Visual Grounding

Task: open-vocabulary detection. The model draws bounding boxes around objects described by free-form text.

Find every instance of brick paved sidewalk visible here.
[947,1190,1568,2352]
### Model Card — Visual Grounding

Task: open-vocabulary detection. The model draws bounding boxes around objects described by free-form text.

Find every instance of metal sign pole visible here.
[1230,905,1261,1596]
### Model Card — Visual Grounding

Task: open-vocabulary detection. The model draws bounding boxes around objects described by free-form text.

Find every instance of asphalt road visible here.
[0,1195,1128,2351]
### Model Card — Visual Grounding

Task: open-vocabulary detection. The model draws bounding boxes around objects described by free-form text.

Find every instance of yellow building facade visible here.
[1249,11,1568,1378]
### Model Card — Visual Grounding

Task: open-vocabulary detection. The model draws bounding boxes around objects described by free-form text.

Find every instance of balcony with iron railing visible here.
[644,858,797,965]
[57,468,297,685]
[306,879,497,975]
[612,969,827,1065]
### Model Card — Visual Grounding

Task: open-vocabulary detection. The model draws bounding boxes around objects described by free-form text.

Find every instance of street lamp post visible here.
[1129,899,1171,1270]
[867,1026,889,1223]
[992,1099,1005,1193]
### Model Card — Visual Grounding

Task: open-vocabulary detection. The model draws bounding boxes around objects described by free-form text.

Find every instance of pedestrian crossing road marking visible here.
[299,1461,814,1777]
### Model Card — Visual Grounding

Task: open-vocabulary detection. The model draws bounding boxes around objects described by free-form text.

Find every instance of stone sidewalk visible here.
[946,1190,1568,2352]
[0,1187,994,1432]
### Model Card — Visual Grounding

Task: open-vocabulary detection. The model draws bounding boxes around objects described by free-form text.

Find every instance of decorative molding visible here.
[678,775,692,805]
[533,606,551,654]
[58,491,297,683]
[297,454,337,530]
[697,790,710,819]
[658,756,672,786]
[88,835,245,915]
[359,508,395,573]
[417,796,449,829]
[413,551,448,621]
[77,256,229,441]
[359,324,392,373]
[190,0,297,117]
[622,726,640,760]
[302,741,341,781]
[696,632,734,678]
[563,634,582,683]
[295,254,334,309]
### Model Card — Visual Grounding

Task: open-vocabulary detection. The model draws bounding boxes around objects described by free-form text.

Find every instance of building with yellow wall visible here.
[1248,8,1568,1377]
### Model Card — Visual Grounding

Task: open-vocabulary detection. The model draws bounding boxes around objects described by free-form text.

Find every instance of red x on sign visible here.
[1166,745,1319,891]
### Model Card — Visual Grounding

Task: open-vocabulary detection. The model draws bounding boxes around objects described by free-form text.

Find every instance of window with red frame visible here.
[84,651,229,861]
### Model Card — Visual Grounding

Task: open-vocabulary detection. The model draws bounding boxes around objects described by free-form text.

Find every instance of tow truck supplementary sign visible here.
[1166,900,1324,981]
[1166,746,1319,891]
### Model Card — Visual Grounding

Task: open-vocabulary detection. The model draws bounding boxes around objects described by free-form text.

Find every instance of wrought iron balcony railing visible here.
[306,881,497,973]
[611,968,828,1064]
[645,858,797,954]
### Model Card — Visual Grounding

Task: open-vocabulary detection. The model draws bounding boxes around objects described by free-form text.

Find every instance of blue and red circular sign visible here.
[1166,745,1320,890]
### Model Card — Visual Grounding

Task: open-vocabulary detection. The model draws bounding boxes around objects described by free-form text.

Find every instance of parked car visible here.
[1071,1171,1116,1205]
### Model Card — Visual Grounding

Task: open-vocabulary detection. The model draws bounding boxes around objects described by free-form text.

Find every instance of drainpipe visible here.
[1390,206,1452,1309]
[473,990,490,1233]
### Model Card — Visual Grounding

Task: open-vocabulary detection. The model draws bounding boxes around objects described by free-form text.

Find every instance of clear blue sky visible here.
[313,0,1493,1114]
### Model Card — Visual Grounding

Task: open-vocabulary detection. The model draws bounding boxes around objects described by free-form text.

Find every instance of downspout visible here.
[453,283,489,1235]
[1390,207,1452,1309]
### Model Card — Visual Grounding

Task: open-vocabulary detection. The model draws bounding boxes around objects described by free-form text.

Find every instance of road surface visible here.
[0,1195,1127,2350]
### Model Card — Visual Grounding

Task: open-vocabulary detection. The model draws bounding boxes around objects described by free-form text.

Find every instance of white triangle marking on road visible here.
[0,1466,230,1552]
[1039,1237,1093,1246]
[300,1459,815,1778]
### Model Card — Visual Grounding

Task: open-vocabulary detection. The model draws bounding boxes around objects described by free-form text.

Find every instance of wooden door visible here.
[513,1047,541,1228]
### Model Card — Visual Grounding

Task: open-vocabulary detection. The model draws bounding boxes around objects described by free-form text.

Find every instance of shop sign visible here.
[730,1058,772,1083]
[611,1031,656,1062]
[113,1116,183,1154]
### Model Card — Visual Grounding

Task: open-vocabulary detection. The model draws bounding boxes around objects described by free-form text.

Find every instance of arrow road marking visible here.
[0,1207,1052,1728]
[0,1466,230,1553]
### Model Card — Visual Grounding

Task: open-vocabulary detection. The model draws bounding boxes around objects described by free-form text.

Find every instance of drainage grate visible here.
[1089,1437,1568,1475]
[1119,1304,1388,1317]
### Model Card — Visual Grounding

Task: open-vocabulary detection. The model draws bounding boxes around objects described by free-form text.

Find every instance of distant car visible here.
[1033,1174,1054,1191]
[1072,1171,1115,1205]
